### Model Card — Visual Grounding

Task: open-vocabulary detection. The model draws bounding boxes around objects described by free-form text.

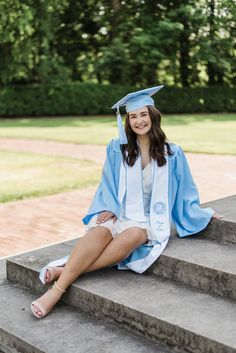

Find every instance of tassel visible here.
[116,108,128,144]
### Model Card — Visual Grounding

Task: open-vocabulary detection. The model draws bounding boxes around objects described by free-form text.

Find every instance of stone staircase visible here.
[1,195,236,353]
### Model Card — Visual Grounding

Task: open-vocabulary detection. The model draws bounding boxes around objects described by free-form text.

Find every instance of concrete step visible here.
[200,195,236,244]
[0,280,170,353]
[6,247,236,353]
[148,236,236,300]
[31,235,236,301]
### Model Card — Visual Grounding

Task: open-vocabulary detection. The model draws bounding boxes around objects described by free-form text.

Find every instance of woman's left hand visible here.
[96,211,117,224]
[212,212,223,219]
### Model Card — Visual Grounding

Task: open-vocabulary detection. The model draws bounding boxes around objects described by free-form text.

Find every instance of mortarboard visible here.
[111,85,164,144]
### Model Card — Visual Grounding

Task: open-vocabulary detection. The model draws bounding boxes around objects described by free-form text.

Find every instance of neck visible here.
[137,134,150,149]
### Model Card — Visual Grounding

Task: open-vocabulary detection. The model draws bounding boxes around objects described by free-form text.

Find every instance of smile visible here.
[136,125,147,129]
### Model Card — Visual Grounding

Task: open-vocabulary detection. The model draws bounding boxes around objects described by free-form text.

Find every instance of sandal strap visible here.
[54,281,66,293]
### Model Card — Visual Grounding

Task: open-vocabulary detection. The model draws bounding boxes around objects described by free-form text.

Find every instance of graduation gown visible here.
[39,138,214,282]
[82,138,214,273]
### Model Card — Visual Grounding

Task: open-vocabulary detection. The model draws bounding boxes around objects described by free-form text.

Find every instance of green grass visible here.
[0,113,235,154]
[0,150,101,203]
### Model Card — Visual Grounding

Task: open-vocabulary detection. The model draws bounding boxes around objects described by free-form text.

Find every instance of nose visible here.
[136,115,144,124]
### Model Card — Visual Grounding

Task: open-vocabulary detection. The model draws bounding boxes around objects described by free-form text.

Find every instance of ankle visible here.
[53,281,66,294]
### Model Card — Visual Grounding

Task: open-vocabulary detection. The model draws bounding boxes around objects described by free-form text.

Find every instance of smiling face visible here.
[128,106,152,137]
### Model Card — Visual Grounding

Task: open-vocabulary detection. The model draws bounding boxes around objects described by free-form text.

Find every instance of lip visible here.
[136,125,147,129]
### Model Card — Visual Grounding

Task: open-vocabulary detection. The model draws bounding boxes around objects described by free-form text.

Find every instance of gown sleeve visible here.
[172,146,215,237]
[82,140,120,224]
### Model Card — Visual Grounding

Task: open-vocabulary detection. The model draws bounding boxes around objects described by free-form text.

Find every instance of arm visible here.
[82,140,120,225]
[172,146,215,237]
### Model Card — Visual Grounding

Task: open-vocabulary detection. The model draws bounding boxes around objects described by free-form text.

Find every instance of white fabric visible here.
[118,149,170,243]
[117,238,169,274]
[142,163,152,213]
[85,167,155,241]
[149,153,170,243]
[125,156,146,221]
[85,215,151,239]
[39,256,69,284]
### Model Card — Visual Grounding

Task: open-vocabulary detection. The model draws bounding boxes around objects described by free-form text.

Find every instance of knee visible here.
[99,227,113,241]
[86,226,112,243]
[129,228,148,246]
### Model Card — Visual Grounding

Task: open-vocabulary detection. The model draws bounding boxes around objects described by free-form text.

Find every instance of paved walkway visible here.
[0,138,105,163]
[0,138,236,259]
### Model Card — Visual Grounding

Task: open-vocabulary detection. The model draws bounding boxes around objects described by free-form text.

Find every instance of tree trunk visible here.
[207,0,217,86]
[179,21,190,87]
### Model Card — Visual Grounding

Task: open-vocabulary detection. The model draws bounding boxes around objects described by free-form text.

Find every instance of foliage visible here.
[0,0,235,87]
[0,83,235,116]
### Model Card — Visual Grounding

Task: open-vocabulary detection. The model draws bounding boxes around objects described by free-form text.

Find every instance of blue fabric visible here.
[126,94,154,112]
[111,85,164,111]
[171,146,214,237]
[82,139,214,270]
[116,110,128,144]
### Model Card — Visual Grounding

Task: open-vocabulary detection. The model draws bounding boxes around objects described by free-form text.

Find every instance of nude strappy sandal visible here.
[31,281,66,319]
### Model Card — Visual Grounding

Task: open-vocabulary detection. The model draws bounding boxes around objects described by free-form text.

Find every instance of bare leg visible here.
[32,226,112,317]
[46,227,148,281]
[83,227,148,273]
[32,227,147,318]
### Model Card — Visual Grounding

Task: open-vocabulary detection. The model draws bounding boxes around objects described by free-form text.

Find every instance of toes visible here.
[32,304,43,317]
[45,270,51,283]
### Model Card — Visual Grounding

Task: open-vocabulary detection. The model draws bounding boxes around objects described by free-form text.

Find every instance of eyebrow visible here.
[129,111,148,117]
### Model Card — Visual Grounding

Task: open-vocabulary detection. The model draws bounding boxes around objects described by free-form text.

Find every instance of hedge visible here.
[0,83,235,116]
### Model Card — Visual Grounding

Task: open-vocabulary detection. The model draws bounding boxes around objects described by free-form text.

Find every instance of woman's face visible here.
[128,106,152,136]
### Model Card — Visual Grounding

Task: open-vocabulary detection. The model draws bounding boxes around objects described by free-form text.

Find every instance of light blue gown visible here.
[82,138,214,273]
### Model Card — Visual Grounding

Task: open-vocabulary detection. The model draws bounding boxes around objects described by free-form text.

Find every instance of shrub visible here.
[0,83,235,116]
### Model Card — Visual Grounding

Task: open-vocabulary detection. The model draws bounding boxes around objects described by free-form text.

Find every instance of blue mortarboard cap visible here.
[111,85,164,144]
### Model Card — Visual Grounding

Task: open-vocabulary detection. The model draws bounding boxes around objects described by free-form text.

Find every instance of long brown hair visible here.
[121,105,174,167]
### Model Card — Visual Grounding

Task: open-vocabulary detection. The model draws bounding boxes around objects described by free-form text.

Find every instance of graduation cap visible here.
[111,85,164,144]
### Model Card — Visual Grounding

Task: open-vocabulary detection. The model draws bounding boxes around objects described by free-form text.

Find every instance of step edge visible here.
[6,261,236,353]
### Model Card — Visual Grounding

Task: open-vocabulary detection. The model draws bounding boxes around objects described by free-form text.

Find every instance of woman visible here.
[31,85,221,318]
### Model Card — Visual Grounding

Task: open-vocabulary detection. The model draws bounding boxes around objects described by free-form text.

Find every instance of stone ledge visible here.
[6,250,236,353]
[0,281,167,353]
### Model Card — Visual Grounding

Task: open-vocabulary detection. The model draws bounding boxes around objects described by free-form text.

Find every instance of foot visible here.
[31,282,65,319]
[44,266,64,284]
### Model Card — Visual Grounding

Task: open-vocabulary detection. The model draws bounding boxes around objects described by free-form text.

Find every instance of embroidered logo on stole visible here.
[153,201,167,215]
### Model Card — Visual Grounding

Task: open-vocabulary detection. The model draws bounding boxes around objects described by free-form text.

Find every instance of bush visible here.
[0,83,235,116]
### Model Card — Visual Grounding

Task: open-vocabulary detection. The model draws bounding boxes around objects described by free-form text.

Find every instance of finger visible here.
[96,215,104,224]
[101,215,111,223]
[96,214,110,223]
[96,217,104,224]
[96,212,107,223]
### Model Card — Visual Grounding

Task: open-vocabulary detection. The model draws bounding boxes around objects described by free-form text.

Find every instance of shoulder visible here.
[107,138,121,153]
[167,142,183,159]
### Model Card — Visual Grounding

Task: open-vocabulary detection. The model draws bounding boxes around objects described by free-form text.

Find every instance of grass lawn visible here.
[0,151,101,203]
[0,113,235,154]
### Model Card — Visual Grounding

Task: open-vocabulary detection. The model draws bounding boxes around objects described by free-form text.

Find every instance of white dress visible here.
[85,163,157,242]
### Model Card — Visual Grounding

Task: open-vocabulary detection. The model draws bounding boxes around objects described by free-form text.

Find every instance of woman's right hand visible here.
[211,212,223,219]
[96,211,117,224]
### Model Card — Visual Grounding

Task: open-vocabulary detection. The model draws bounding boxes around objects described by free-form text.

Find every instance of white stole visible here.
[118,149,170,243]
